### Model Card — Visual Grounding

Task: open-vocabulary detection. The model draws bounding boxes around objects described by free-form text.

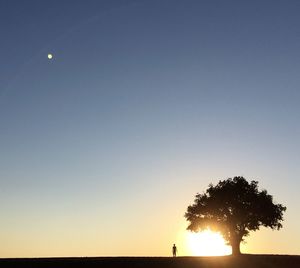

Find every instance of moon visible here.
[47,53,53,59]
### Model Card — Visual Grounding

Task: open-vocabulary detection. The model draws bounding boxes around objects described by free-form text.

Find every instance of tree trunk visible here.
[231,239,241,256]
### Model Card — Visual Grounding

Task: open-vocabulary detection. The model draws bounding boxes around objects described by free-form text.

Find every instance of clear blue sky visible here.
[1,0,300,257]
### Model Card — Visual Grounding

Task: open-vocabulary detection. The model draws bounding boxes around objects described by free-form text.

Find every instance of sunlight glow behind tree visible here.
[187,229,231,256]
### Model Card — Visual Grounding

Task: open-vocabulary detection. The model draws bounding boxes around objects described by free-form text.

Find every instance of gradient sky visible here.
[1,0,300,257]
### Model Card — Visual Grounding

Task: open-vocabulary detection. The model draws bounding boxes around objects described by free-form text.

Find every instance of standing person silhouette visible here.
[172,244,177,257]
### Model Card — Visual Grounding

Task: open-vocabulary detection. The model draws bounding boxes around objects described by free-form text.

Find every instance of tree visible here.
[184,176,286,255]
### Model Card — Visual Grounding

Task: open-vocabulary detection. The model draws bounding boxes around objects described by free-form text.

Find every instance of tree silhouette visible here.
[185,176,286,255]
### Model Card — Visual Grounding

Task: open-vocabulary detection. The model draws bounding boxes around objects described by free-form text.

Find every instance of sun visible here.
[187,230,231,256]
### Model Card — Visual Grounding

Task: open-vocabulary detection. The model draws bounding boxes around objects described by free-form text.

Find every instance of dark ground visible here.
[1,255,300,268]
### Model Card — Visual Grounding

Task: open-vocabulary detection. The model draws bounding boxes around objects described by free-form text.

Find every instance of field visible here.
[1,255,300,268]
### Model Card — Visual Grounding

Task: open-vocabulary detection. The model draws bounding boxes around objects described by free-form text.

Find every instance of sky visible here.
[1,0,300,257]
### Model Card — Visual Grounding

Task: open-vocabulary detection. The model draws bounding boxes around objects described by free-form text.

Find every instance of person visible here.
[172,243,177,257]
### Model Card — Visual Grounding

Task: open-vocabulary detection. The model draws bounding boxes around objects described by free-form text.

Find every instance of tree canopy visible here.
[185,176,286,255]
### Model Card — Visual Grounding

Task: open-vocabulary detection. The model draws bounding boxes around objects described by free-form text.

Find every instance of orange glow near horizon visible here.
[186,230,232,256]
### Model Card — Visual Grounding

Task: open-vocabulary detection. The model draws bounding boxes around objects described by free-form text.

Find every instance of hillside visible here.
[1,255,300,268]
